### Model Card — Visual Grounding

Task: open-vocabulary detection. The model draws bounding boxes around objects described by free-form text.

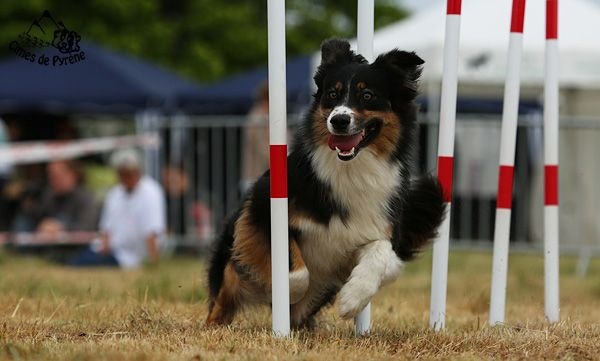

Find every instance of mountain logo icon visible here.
[17,10,81,54]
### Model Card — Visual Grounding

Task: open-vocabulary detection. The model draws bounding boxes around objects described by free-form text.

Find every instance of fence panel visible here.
[154,113,600,252]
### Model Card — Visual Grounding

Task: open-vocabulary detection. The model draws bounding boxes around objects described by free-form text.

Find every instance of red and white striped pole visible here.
[489,0,526,326]
[429,0,462,331]
[544,0,560,323]
[355,0,375,336]
[267,0,290,337]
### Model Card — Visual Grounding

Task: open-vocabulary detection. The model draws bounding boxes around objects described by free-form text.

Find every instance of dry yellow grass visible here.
[1,249,599,360]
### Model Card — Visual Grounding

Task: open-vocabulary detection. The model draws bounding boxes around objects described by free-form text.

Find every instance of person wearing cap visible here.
[71,149,166,268]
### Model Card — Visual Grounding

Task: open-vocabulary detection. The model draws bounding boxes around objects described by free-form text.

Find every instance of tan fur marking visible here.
[290,237,306,271]
[385,224,393,239]
[232,204,272,286]
[311,105,330,146]
[205,262,239,325]
[359,110,401,159]
[289,204,320,232]
[232,203,307,289]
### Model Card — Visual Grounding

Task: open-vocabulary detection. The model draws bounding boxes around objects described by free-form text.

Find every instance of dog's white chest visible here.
[297,147,401,281]
[298,212,389,277]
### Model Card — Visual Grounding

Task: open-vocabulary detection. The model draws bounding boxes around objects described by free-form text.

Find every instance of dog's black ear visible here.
[372,49,424,82]
[372,49,424,100]
[320,39,354,66]
[314,38,366,91]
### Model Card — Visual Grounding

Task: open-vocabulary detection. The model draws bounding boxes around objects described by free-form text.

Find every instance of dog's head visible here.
[309,39,423,162]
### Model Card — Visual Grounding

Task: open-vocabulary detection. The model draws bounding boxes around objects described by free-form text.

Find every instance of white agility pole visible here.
[543,0,560,323]
[267,0,290,337]
[429,0,461,331]
[489,0,526,326]
[355,0,374,337]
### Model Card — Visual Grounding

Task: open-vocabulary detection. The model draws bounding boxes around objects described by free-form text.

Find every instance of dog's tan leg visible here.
[232,207,273,288]
[205,262,240,326]
[233,206,309,303]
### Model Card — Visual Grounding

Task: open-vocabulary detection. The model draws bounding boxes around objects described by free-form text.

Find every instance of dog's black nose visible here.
[330,114,351,131]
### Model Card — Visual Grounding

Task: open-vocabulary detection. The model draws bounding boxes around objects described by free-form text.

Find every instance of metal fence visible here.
[148,112,600,252]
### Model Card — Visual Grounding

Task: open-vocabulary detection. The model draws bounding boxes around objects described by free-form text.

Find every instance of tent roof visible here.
[179,54,312,115]
[344,0,600,87]
[0,42,203,114]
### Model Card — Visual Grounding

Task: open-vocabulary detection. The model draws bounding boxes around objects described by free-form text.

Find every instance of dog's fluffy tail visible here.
[395,175,446,261]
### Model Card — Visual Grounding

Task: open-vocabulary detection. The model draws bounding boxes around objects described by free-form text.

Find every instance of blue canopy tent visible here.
[177,52,541,116]
[180,54,313,115]
[0,42,203,114]
[0,42,204,178]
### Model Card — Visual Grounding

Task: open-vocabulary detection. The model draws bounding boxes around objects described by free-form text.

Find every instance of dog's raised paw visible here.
[289,267,310,304]
[338,277,377,319]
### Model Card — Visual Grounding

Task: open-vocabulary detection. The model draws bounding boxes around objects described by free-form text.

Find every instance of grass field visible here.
[1,248,599,360]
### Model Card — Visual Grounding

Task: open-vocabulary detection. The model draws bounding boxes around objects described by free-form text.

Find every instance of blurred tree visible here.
[0,0,407,83]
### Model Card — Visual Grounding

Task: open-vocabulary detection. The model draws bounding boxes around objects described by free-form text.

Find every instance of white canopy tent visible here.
[312,0,600,115]
[374,0,600,89]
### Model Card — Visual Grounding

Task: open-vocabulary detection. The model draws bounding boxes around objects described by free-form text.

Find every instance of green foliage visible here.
[0,0,407,83]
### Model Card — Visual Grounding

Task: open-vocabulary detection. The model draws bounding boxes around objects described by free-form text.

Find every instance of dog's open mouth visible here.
[327,121,382,161]
[328,130,364,161]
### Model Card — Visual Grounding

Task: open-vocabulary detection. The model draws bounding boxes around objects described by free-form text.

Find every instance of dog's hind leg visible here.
[291,282,339,329]
[206,262,241,326]
[233,206,309,304]
[232,207,273,290]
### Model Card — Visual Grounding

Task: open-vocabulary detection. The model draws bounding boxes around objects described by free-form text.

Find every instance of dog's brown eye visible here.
[362,91,373,101]
[328,91,337,100]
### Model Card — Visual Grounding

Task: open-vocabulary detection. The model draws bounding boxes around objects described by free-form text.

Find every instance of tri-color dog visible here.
[207,39,445,329]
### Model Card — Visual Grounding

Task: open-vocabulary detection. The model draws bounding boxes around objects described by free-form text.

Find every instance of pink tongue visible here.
[328,134,362,151]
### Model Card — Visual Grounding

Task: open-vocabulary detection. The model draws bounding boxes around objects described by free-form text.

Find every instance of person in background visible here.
[162,164,213,244]
[162,164,191,236]
[12,159,97,237]
[0,117,16,231]
[0,117,13,185]
[71,149,166,268]
[240,81,270,193]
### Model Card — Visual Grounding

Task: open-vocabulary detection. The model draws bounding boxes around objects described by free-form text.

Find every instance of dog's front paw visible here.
[338,277,377,319]
[289,267,310,304]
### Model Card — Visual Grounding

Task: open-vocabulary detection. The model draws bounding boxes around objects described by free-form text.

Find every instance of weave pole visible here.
[267,0,290,337]
[543,0,560,323]
[355,0,375,337]
[429,0,462,331]
[489,0,526,326]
